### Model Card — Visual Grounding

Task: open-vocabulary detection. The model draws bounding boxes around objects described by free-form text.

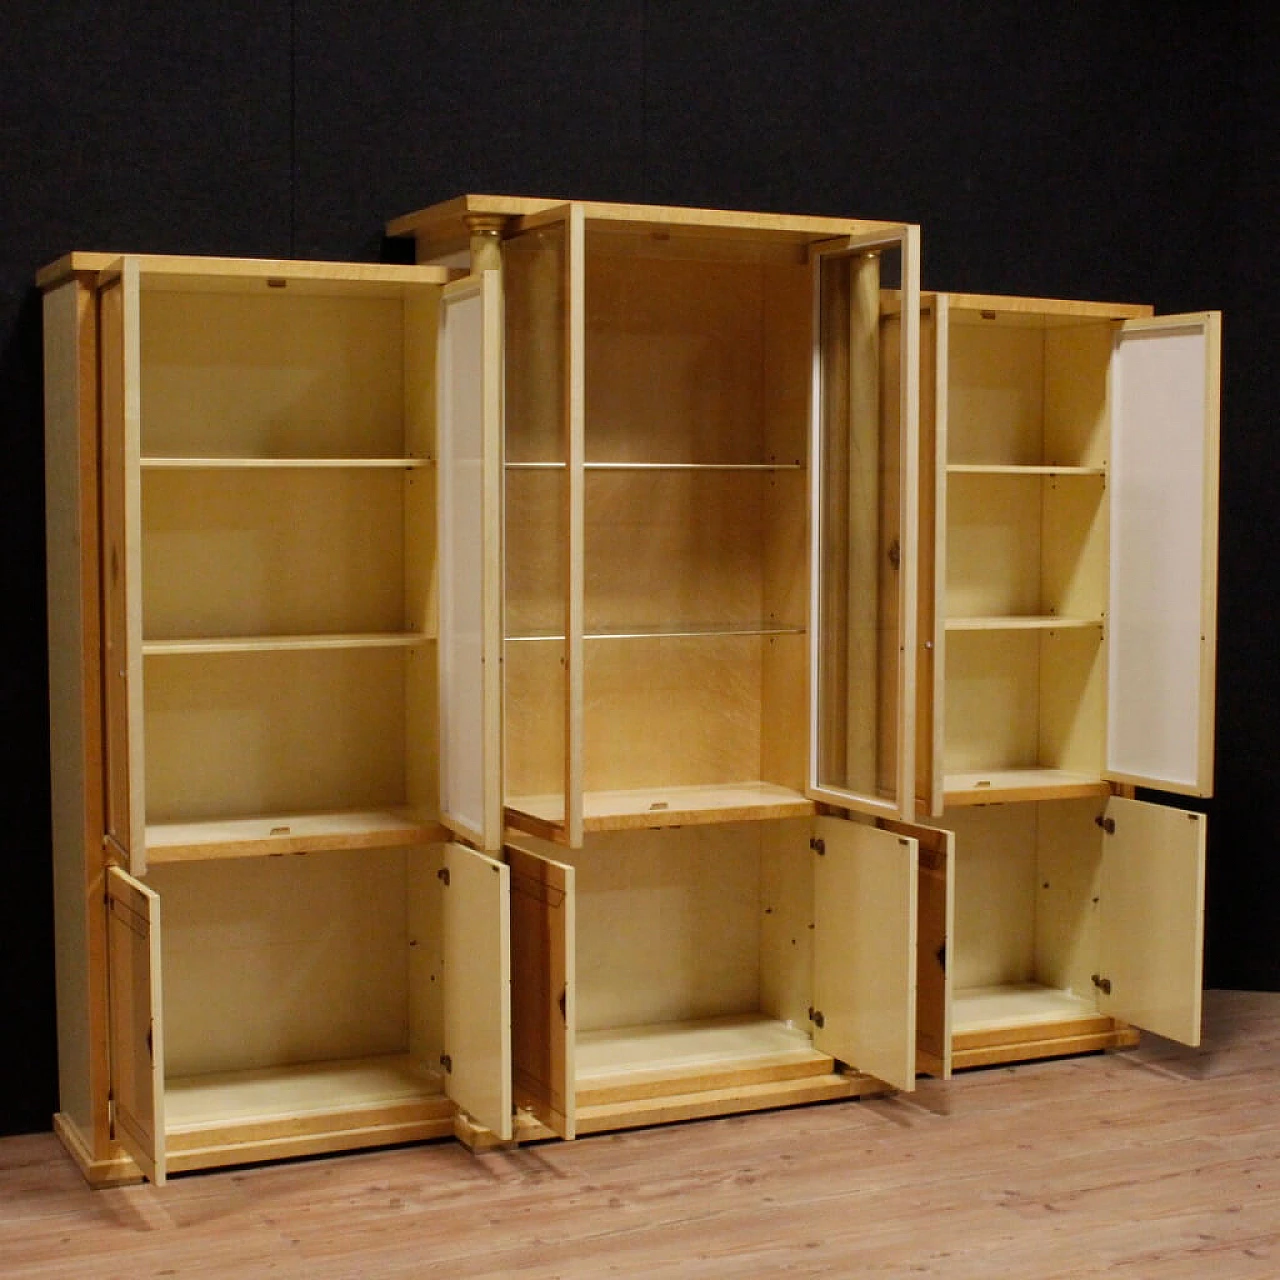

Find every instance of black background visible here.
[1,2,1276,1137]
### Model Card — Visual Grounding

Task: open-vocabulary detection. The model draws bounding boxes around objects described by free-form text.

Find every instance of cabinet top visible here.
[36,253,453,293]
[386,194,910,260]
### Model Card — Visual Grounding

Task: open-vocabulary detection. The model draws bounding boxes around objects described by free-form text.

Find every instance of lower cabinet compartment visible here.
[135,846,456,1176]
[502,817,926,1142]
[942,795,1206,1068]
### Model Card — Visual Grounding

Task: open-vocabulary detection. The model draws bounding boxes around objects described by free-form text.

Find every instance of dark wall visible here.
[1,2,1274,1137]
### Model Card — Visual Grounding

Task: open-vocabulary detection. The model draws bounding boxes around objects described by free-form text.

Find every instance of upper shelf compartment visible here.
[945,308,1117,471]
[128,258,445,462]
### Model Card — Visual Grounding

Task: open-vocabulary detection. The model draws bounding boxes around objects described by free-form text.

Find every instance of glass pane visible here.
[504,223,568,813]
[813,245,908,809]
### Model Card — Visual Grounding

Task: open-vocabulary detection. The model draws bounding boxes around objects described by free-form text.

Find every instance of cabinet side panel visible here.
[44,279,103,1140]
[508,846,575,1138]
[759,819,816,1028]
[1033,798,1105,998]
[407,845,444,1064]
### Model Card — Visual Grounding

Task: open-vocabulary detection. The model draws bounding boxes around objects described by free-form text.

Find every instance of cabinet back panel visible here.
[505,641,566,798]
[149,849,412,1077]
[944,632,1042,772]
[583,635,766,791]
[945,630,1104,776]
[144,649,408,821]
[579,254,809,465]
[141,471,408,638]
[1044,324,1112,470]
[584,472,785,629]
[505,471,567,636]
[946,474,1043,616]
[562,826,763,1032]
[946,323,1044,465]
[584,254,763,463]
[947,805,1039,988]
[505,230,568,466]
[140,292,408,458]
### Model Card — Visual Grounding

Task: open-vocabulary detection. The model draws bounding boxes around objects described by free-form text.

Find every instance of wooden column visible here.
[845,251,882,794]
[465,215,506,276]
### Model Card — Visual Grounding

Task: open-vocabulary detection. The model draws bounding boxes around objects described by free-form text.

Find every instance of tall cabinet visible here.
[44,253,516,1184]
[43,198,1220,1184]
[916,293,1219,1070]
[397,197,942,1142]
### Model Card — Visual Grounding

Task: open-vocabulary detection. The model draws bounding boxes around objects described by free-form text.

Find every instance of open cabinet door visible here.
[106,866,164,1183]
[441,842,512,1140]
[500,203,586,848]
[882,816,954,1078]
[809,227,921,821]
[507,843,576,1138]
[99,259,147,874]
[1098,795,1206,1046]
[812,815,918,1091]
[438,272,504,851]
[1106,313,1220,796]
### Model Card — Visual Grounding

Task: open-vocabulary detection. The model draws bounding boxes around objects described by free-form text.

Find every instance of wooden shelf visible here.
[944,616,1103,633]
[142,456,431,469]
[506,782,815,837]
[944,769,1111,806]
[146,808,445,861]
[577,1015,826,1088]
[952,984,1098,1035]
[507,622,805,642]
[946,464,1105,477]
[143,632,430,655]
[506,460,804,472]
[166,1053,446,1132]
[164,1053,453,1170]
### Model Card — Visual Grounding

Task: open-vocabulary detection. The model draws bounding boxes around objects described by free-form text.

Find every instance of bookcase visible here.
[44,254,515,1183]
[42,197,1219,1183]
[916,293,1219,1070]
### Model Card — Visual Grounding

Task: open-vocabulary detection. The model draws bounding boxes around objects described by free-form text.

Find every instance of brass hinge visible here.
[935,942,946,973]
[440,1053,453,1073]
[1095,816,1116,835]
[808,1006,825,1029]
[1091,974,1112,995]
[810,837,826,856]
[558,987,568,1021]
[437,867,450,886]
[888,538,901,571]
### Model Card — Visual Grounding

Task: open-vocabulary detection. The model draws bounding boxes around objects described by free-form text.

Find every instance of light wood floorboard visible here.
[2,990,1278,1278]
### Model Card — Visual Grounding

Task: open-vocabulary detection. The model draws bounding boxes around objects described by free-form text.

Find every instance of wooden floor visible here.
[3,990,1278,1278]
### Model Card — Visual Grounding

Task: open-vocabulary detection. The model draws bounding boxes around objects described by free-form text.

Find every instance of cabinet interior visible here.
[502,230,813,833]
[147,846,450,1155]
[539,821,831,1096]
[940,307,1116,806]
[948,799,1108,1040]
[130,272,441,860]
